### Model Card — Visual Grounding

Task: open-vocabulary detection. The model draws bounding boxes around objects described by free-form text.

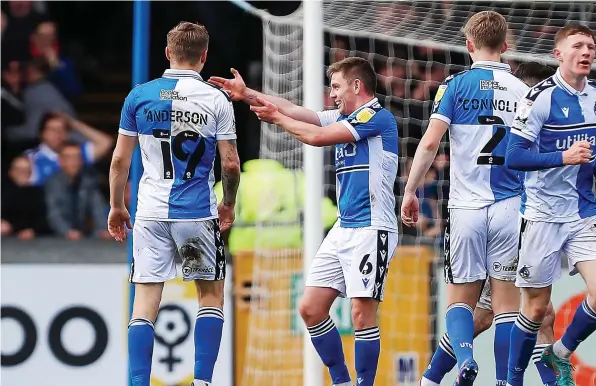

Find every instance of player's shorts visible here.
[476,278,492,311]
[305,222,398,301]
[444,195,521,284]
[516,215,596,288]
[130,219,225,283]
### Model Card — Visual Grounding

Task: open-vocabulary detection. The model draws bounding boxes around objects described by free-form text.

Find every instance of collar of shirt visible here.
[554,68,588,96]
[345,97,379,118]
[37,143,59,161]
[471,60,511,72]
[162,69,203,81]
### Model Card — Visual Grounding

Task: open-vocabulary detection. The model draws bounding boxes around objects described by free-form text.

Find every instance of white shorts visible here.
[131,219,225,283]
[305,223,398,301]
[516,215,596,288]
[476,278,492,311]
[444,196,521,284]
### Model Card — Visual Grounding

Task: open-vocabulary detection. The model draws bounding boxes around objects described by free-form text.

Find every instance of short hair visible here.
[39,112,66,134]
[554,23,595,47]
[513,62,556,87]
[463,11,508,51]
[166,21,209,65]
[326,57,377,95]
[60,141,82,154]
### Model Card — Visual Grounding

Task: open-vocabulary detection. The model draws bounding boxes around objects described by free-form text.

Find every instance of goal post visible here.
[302,2,325,386]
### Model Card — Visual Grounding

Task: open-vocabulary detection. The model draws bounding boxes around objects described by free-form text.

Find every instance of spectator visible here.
[1,59,24,129]
[4,58,75,144]
[1,1,46,62]
[45,142,110,240]
[26,112,113,186]
[1,155,48,239]
[30,21,82,99]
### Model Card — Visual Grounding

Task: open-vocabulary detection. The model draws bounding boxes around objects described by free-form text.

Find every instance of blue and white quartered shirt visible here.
[510,69,596,222]
[317,98,399,232]
[119,69,236,220]
[430,60,529,209]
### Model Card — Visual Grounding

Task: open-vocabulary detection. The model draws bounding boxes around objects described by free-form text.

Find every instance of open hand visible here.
[107,206,132,242]
[250,97,281,124]
[208,68,246,102]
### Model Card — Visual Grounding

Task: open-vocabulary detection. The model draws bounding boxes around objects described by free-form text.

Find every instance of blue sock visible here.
[422,333,457,383]
[445,303,474,368]
[128,318,155,386]
[494,312,517,385]
[194,307,224,383]
[532,344,557,386]
[559,298,596,355]
[507,313,541,386]
[307,317,351,385]
[354,326,381,386]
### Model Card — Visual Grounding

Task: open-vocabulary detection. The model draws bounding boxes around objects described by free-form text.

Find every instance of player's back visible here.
[512,75,596,222]
[119,69,235,221]
[431,61,529,209]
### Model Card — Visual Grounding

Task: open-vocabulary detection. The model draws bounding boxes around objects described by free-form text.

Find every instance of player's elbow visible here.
[222,156,241,175]
[110,154,130,172]
[307,134,326,147]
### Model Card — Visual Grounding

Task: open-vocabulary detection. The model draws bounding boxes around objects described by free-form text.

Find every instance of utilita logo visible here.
[555,133,596,150]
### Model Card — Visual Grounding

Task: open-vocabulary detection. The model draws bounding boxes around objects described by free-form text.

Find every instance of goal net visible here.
[240,2,596,386]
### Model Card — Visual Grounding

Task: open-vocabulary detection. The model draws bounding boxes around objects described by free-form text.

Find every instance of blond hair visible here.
[463,11,508,51]
[166,21,209,65]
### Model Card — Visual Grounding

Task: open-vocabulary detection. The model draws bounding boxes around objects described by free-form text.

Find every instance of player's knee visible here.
[298,297,329,327]
[524,302,548,322]
[351,298,378,330]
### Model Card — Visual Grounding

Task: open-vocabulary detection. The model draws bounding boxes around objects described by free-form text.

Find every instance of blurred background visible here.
[1,1,595,386]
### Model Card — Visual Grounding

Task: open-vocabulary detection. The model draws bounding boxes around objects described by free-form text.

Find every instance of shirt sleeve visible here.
[510,93,550,143]
[430,77,457,125]
[316,109,341,127]
[118,88,138,136]
[216,98,237,141]
[340,107,383,141]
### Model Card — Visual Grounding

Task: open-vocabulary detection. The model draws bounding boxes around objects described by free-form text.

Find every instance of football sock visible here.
[421,333,457,384]
[194,307,224,383]
[532,344,557,386]
[128,318,155,386]
[555,297,596,359]
[445,303,474,368]
[355,326,381,386]
[507,313,541,386]
[494,312,517,385]
[307,316,351,385]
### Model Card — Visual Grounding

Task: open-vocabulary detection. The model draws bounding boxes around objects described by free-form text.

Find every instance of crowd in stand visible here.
[1,1,114,240]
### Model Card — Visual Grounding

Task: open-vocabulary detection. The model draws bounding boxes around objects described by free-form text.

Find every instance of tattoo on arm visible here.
[221,139,240,206]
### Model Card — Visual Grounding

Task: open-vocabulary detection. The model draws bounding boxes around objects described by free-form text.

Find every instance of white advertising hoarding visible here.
[1,264,233,386]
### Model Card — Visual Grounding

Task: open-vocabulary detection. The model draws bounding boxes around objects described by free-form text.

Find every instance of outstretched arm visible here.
[250,98,354,146]
[209,68,322,126]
